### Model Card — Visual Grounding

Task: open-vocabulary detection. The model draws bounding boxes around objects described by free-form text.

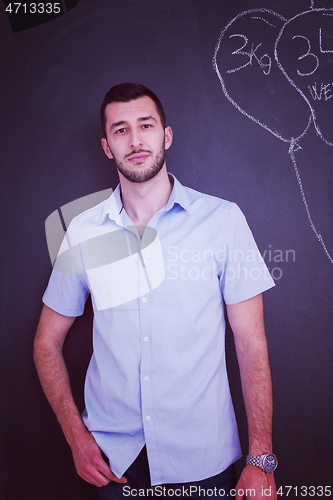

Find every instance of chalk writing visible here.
[213,5,333,265]
[319,27,333,53]
[292,35,319,76]
[308,82,333,101]
[226,35,272,75]
[275,9,333,146]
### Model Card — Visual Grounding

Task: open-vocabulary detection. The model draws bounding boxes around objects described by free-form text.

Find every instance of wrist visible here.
[246,452,278,473]
[248,437,273,456]
[60,413,88,448]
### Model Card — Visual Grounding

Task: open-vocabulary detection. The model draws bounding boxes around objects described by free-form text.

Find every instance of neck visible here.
[119,165,172,228]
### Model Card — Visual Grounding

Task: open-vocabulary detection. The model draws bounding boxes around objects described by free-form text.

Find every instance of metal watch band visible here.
[246,453,278,473]
[246,454,263,469]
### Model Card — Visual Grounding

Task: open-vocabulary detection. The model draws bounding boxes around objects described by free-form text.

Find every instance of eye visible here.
[142,123,152,129]
[115,127,126,134]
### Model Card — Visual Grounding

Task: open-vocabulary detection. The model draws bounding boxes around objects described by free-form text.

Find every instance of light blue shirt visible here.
[43,174,275,486]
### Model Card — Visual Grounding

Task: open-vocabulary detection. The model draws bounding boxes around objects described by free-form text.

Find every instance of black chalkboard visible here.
[1,1,332,499]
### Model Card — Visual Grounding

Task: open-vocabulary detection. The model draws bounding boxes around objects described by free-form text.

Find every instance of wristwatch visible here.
[246,453,278,473]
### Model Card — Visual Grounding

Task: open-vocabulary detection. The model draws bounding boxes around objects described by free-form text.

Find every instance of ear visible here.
[101,138,114,159]
[164,126,173,151]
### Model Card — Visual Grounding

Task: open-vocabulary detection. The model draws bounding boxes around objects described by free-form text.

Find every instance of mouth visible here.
[126,150,151,163]
[128,154,150,163]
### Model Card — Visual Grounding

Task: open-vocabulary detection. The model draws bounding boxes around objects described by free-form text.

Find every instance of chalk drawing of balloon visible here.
[213,9,312,143]
[275,8,333,146]
[213,6,333,265]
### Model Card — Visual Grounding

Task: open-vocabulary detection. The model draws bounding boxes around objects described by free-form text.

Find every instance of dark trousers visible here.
[95,447,237,500]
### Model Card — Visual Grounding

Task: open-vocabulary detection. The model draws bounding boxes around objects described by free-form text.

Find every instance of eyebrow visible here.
[110,115,157,131]
[138,115,157,123]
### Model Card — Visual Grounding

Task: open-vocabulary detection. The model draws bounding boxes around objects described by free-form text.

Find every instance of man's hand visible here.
[70,426,127,487]
[33,306,126,487]
[227,295,276,499]
[236,465,276,500]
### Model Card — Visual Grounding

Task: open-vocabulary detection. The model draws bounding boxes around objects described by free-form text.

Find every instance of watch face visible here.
[263,453,278,472]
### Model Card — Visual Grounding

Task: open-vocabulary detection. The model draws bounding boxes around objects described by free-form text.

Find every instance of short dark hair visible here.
[100,82,166,137]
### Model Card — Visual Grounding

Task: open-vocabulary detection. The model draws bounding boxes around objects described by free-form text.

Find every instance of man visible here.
[34,83,277,499]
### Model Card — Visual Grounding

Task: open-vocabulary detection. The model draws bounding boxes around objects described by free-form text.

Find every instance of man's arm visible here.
[226,293,277,500]
[33,304,126,487]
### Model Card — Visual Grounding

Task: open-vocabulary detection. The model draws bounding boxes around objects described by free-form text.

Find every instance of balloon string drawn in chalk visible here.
[213,6,333,265]
[289,141,333,265]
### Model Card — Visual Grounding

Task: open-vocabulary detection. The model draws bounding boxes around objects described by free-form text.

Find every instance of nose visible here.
[129,128,143,149]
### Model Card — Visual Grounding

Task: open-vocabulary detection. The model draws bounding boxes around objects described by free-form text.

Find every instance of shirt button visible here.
[143,376,149,382]
[145,416,151,421]
[142,297,147,303]
[143,337,149,342]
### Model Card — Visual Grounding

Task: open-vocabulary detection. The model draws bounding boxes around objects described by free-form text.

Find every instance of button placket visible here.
[139,290,155,446]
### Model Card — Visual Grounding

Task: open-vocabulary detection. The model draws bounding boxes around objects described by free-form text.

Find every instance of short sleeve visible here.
[219,204,275,304]
[42,267,89,317]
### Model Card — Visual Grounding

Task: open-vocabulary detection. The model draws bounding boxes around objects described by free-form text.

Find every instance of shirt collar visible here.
[164,173,190,212]
[99,173,189,225]
[99,184,123,225]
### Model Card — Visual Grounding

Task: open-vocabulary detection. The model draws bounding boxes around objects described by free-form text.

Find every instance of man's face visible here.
[101,96,172,183]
